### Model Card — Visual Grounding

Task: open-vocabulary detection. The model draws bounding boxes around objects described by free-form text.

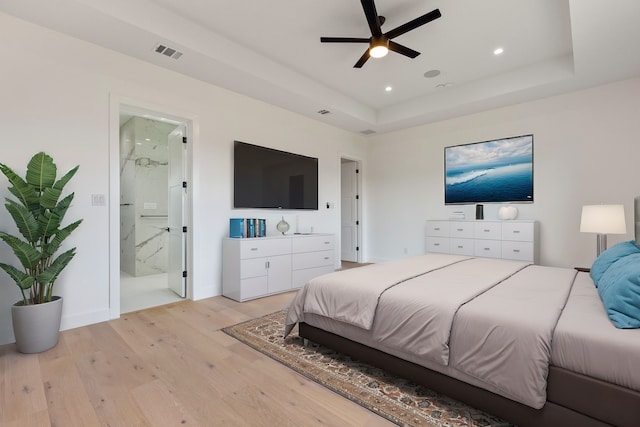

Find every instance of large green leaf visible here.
[42,219,82,258]
[0,263,33,290]
[37,248,76,285]
[4,199,40,243]
[41,164,79,209]
[0,163,39,210]
[26,152,56,192]
[37,193,74,238]
[0,232,41,272]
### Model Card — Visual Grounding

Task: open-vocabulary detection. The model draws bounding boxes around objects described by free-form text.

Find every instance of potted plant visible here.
[0,152,82,353]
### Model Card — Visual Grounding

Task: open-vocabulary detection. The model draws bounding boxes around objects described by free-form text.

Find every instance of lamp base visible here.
[596,233,607,257]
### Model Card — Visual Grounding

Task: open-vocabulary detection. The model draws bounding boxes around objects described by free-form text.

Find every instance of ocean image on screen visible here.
[445,135,533,204]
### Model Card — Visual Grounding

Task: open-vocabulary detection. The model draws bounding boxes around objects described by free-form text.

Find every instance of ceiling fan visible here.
[320,0,441,68]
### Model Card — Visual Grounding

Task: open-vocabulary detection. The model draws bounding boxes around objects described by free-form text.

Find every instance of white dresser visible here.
[222,234,335,302]
[425,220,538,263]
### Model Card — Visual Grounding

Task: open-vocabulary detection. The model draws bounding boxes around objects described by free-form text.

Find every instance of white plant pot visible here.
[11,296,63,353]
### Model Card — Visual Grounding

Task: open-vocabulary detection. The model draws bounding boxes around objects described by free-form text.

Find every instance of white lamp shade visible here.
[580,204,627,234]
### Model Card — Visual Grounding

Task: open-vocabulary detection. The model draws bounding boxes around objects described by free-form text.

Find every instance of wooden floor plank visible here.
[2,351,47,424]
[39,356,101,427]
[0,292,393,426]
[131,379,202,427]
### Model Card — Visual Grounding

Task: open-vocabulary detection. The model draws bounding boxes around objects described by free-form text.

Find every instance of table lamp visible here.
[580,204,626,256]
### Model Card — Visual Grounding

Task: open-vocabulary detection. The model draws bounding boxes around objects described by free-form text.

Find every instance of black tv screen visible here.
[444,134,533,204]
[233,141,318,210]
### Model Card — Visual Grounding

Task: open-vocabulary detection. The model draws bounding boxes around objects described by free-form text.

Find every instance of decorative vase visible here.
[498,205,519,220]
[276,217,290,235]
[11,296,63,353]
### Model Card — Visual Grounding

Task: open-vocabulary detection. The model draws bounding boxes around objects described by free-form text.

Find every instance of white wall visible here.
[365,77,640,267]
[0,13,367,345]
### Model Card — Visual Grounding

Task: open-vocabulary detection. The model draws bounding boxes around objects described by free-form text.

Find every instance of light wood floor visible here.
[0,292,393,427]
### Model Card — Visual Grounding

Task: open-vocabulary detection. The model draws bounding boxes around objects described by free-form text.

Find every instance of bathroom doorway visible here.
[118,108,189,313]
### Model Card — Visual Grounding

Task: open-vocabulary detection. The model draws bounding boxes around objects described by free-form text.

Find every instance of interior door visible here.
[168,125,186,297]
[341,160,358,262]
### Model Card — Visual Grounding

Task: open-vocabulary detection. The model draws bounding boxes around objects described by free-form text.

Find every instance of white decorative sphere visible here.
[498,205,518,220]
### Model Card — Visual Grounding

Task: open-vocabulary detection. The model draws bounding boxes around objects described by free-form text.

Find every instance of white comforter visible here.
[285,254,577,409]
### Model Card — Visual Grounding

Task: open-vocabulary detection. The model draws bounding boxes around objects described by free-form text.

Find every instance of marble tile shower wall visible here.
[120,116,178,277]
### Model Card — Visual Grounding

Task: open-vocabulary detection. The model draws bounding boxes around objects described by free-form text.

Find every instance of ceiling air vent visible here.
[317,109,331,115]
[360,129,376,135]
[153,43,183,60]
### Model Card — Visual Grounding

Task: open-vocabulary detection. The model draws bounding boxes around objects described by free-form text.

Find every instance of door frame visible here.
[109,94,195,319]
[338,154,364,264]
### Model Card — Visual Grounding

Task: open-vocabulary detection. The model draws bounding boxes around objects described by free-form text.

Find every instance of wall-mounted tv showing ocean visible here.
[444,134,533,204]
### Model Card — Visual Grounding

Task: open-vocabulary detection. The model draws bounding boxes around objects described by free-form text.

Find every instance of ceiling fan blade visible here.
[385,9,441,40]
[320,37,370,43]
[388,41,420,58]
[354,50,370,68]
[361,0,382,37]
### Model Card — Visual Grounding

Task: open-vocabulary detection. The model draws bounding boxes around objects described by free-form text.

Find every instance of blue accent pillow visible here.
[590,240,640,286]
[597,252,640,329]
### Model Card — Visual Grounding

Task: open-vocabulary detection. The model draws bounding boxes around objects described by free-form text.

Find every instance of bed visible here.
[285,252,640,427]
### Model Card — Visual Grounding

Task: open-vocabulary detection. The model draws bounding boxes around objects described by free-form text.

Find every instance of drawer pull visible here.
[513,230,521,234]
[250,248,258,251]
[324,257,330,260]
[484,247,490,251]
[324,241,330,244]
[434,227,440,231]
[483,229,490,232]
[434,243,440,247]
[457,245,463,249]
[513,249,520,253]
[457,228,463,232]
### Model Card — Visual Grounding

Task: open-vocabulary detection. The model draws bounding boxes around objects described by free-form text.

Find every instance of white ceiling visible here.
[2,0,639,135]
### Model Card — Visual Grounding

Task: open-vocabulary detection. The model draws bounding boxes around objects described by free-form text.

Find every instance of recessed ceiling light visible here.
[494,47,504,55]
[385,86,392,92]
[424,69,441,78]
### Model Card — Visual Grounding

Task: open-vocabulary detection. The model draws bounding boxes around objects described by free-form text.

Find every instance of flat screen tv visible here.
[234,141,318,210]
[444,134,533,205]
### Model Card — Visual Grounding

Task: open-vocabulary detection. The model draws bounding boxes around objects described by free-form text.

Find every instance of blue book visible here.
[229,218,244,238]
[247,218,255,238]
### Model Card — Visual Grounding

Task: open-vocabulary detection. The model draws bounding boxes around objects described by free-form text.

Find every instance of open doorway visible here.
[340,157,362,264]
[118,107,189,313]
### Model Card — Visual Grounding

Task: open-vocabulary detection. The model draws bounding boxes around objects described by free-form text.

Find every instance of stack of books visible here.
[229,218,266,238]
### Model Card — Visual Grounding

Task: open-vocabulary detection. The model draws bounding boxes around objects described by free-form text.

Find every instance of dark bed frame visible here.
[299,322,640,427]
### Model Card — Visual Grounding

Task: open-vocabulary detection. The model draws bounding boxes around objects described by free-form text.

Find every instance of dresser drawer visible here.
[426,221,450,237]
[450,238,474,256]
[292,235,334,253]
[474,222,502,240]
[450,222,474,238]
[474,239,501,258]
[502,222,534,242]
[426,236,450,253]
[240,238,291,259]
[292,265,334,289]
[502,241,534,262]
[292,250,334,270]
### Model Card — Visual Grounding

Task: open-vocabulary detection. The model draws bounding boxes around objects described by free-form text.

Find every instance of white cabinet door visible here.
[267,254,292,294]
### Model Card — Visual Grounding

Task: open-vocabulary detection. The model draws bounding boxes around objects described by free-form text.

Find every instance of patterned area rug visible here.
[223,311,511,427]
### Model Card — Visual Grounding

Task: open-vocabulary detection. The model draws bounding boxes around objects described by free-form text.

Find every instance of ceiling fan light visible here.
[370,45,389,58]
[369,45,389,58]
